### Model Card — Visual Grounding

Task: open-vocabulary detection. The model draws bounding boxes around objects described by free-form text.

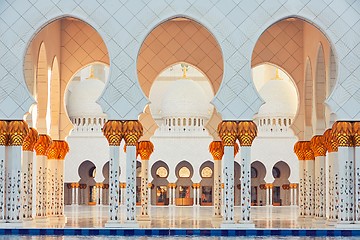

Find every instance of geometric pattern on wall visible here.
[0,0,359,121]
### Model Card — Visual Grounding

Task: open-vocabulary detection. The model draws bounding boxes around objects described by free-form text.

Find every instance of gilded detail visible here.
[58,141,70,160]
[294,141,305,160]
[123,120,143,146]
[138,141,154,160]
[103,120,123,146]
[237,121,257,147]
[34,134,52,156]
[310,135,327,157]
[303,141,314,160]
[323,129,338,152]
[217,121,237,146]
[0,121,8,146]
[23,127,39,152]
[8,120,29,146]
[332,121,353,147]
[46,141,59,159]
[353,122,360,147]
[209,141,224,160]
[234,142,239,157]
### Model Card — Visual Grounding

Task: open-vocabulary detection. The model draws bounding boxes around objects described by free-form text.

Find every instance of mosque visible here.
[0,0,359,231]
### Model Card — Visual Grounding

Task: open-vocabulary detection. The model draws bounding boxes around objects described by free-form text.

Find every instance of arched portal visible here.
[199,161,214,206]
[175,161,194,206]
[151,161,169,206]
[24,17,109,140]
[272,161,291,206]
[252,17,337,140]
[251,161,267,206]
[78,160,97,205]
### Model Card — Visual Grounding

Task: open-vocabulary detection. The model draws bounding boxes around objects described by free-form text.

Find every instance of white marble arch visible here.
[0,1,356,123]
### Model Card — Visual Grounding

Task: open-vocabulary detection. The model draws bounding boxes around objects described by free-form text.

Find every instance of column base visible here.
[336,222,360,229]
[212,215,222,221]
[326,219,337,226]
[221,222,255,229]
[0,221,23,227]
[35,217,49,223]
[137,215,150,221]
[312,217,326,225]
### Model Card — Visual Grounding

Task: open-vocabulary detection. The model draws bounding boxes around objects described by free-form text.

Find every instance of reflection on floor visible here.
[20,205,338,229]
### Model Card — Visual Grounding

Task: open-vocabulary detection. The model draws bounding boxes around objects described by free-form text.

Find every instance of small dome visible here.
[67,78,105,117]
[161,78,212,118]
[258,79,297,117]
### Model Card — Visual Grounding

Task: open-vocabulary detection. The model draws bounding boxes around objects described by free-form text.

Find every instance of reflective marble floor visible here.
[19,205,341,229]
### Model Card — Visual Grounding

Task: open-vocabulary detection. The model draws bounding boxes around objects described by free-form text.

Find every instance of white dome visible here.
[161,78,212,118]
[67,78,105,117]
[258,79,297,117]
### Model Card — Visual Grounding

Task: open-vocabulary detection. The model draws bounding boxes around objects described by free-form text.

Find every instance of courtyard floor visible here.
[20,205,335,229]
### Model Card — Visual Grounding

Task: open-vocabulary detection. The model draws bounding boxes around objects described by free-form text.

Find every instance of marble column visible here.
[21,127,38,220]
[0,121,7,222]
[303,141,315,218]
[45,141,59,217]
[209,141,224,218]
[34,134,52,220]
[197,184,200,206]
[310,135,327,221]
[238,121,257,226]
[353,122,360,223]
[192,184,197,206]
[123,120,143,226]
[147,184,152,207]
[332,121,354,225]
[138,141,154,221]
[269,184,273,206]
[172,184,176,205]
[103,120,122,227]
[265,186,270,206]
[217,121,237,226]
[324,129,338,223]
[290,185,294,206]
[294,141,306,216]
[6,121,29,223]
[57,141,69,218]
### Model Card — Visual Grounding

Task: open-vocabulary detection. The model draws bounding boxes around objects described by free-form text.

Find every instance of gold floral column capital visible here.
[237,121,257,147]
[303,141,314,160]
[294,141,305,160]
[8,120,29,146]
[23,127,39,151]
[58,140,70,160]
[209,141,224,160]
[34,134,52,156]
[103,120,123,146]
[138,141,154,160]
[0,121,8,146]
[46,141,59,159]
[353,122,360,147]
[310,135,327,157]
[217,121,238,146]
[332,121,353,147]
[323,129,338,152]
[123,120,143,146]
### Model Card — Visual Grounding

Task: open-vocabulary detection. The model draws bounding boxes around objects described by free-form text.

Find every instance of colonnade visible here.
[0,121,69,225]
[294,121,360,227]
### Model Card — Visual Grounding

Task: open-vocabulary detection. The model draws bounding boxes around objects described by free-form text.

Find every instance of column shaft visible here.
[240,146,251,222]
[125,145,136,222]
[109,146,120,222]
[305,160,315,217]
[222,145,234,223]
[6,145,22,221]
[36,155,47,218]
[213,160,221,217]
[0,146,5,221]
[140,160,149,217]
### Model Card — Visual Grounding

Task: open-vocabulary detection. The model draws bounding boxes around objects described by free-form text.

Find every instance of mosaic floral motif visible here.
[0,158,4,220]
[109,156,119,221]
[126,151,136,221]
